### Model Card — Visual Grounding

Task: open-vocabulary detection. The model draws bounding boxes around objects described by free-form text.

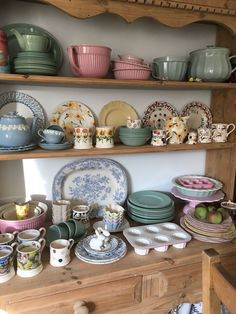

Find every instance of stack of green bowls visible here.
[119,126,151,146]
[127,190,175,224]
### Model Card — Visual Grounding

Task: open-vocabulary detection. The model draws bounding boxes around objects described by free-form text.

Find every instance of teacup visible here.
[38,129,65,144]
[16,239,46,277]
[16,227,46,244]
[50,238,74,267]
[74,127,93,149]
[0,232,17,245]
[197,127,212,143]
[211,123,235,143]
[95,126,114,148]
[0,243,17,283]
[126,117,142,129]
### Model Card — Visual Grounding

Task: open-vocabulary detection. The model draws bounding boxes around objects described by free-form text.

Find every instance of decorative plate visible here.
[2,23,64,70]
[52,158,128,209]
[0,91,46,142]
[0,143,37,152]
[74,236,127,264]
[128,190,172,209]
[50,100,95,142]
[127,211,175,224]
[142,101,179,129]
[38,141,72,150]
[98,100,138,142]
[82,235,119,255]
[181,101,213,130]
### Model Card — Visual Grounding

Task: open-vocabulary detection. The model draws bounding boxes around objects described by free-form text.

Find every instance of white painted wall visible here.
[0,0,216,202]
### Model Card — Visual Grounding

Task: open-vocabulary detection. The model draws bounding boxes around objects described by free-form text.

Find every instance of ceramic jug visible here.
[0,111,36,147]
[164,116,189,144]
[0,31,9,66]
[10,29,50,52]
[189,46,236,82]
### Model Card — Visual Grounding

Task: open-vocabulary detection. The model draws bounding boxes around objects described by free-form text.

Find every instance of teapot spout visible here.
[10,29,26,50]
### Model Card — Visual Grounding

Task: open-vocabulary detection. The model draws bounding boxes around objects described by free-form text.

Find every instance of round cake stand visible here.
[171,187,225,214]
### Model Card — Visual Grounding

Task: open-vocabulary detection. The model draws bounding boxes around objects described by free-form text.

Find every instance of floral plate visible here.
[50,100,95,142]
[181,101,213,130]
[142,101,179,129]
[52,158,128,210]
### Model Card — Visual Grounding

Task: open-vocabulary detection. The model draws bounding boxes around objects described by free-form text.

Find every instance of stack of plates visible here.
[126,190,175,224]
[13,51,58,75]
[180,208,236,243]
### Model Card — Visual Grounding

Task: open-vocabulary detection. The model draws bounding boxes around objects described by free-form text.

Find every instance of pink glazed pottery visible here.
[67,45,111,78]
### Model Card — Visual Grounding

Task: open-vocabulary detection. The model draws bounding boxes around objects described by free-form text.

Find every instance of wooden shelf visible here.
[0,73,235,90]
[0,143,233,161]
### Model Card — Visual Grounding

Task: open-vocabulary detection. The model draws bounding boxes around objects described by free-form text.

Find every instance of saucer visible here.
[93,218,130,233]
[38,141,72,150]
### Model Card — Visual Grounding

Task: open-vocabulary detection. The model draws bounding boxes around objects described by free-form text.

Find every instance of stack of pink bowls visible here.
[67,44,112,78]
[113,54,151,80]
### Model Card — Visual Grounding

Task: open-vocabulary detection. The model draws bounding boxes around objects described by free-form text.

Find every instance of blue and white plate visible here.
[38,141,72,150]
[75,236,127,264]
[52,158,128,209]
[82,235,119,256]
[0,142,37,152]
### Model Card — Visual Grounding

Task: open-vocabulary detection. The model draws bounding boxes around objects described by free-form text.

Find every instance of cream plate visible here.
[181,101,213,130]
[142,101,179,129]
[98,100,138,142]
[50,100,95,142]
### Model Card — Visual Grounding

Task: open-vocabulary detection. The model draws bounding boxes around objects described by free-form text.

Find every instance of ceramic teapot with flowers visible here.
[164,116,189,144]
[0,111,36,147]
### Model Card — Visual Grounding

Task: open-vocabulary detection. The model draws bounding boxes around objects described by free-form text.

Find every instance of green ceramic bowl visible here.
[119,135,150,146]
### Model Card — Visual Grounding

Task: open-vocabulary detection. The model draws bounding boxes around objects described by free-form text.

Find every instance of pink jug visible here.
[0,31,9,66]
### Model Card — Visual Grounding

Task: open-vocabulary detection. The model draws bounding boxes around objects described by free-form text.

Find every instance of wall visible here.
[0,0,216,203]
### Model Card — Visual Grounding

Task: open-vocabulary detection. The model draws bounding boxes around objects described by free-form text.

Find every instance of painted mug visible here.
[50,238,74,267]
[211,123,235,143]
[0,232,17,245]
[197,127,212,143]
[186,131,198,144]
[126,117,142,129]
[16,227,46,244]
[0,243,17,283]
[72,205,90,229]
[151,129,170,146]
[74,127,93,149]
[95,126,114,148]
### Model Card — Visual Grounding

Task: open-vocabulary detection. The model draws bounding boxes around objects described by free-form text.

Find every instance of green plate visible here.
[127,202,174,219]
[2,23,64,70]
[127,211,175,224]
[14,68,57,75]
[128,190,172,209]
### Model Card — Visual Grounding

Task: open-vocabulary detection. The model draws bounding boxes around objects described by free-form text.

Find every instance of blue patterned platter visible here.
[82,235,119,256]
[52,158,128,209]
[75,236,127,264]
[0,143,37,152]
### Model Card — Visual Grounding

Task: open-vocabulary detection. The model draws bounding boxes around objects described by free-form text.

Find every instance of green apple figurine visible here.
[194,204,208,220]
[207,211,223,224]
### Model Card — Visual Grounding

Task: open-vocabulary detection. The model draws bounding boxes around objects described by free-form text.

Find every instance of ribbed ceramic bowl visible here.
[172,175,223,198]
[119,126,151,136]
[119,135,150,146]
[113,68,151,80]
[0,201,48,233]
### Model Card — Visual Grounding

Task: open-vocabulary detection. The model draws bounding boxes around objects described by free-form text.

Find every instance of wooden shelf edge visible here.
[0,143,234,161]
[0,73,235,90]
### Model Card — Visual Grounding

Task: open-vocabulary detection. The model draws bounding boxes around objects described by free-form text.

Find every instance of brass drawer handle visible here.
[73,300,89,314]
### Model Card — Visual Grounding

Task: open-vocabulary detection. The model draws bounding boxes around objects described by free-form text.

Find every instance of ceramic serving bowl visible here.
[119,126,151,135]
[113,68,151,80]
[172,175,223,198]
[113,59,150,70]
[118,54,144,64]
[119,135,150,146]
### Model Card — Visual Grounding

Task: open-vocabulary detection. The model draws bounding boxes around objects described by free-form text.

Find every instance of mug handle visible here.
[229,55,236,74]
[37,129,46,141]
[39,238,46,253]
[151,62,159,80]
[12,230,19,240]
[68,238,74,250]
[226,123,236,137]
[39,227,46,239]
[67,46,81,74]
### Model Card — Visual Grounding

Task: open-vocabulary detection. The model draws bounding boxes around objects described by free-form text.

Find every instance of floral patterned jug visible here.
[164,116,189,144]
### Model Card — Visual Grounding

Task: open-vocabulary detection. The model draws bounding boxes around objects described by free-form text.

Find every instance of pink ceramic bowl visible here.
[67,46,111,78]
[72,45,111,56]
[113,68,151,80]
[118,54,144,64]
[0,201,47,233]
[113,59,150,70]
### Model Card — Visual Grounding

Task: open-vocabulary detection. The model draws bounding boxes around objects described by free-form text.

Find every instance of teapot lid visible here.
[190,46,230,55]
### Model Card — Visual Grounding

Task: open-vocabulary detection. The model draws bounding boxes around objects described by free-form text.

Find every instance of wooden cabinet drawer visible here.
[2,276,142,314]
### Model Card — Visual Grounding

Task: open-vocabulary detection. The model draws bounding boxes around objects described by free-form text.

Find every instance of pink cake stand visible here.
[171,187,225,214]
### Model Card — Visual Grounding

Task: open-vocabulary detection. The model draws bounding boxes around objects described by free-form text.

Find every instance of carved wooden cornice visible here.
[25,0,236,34]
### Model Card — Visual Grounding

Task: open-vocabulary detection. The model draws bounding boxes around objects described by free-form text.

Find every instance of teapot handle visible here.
[229,55,236,73]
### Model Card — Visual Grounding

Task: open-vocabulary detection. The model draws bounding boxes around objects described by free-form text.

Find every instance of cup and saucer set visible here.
[38,125,72,150]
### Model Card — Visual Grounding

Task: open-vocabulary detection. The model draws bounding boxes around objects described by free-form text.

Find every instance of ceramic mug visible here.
[16,227,46,244]
[186,131,198,144]
[52,200,71,224]
[74,127,93,149]
[72,205,90,229]
[151,129,170,146]
[211,123,235,143]
[95,126,114,148]
[0,232,17,245]
[50,238,74,267]
[16,238,46,278]
[197,127,212,143]
[0,243,17,283]
[126,117,142,129]
[38,128,65,144]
